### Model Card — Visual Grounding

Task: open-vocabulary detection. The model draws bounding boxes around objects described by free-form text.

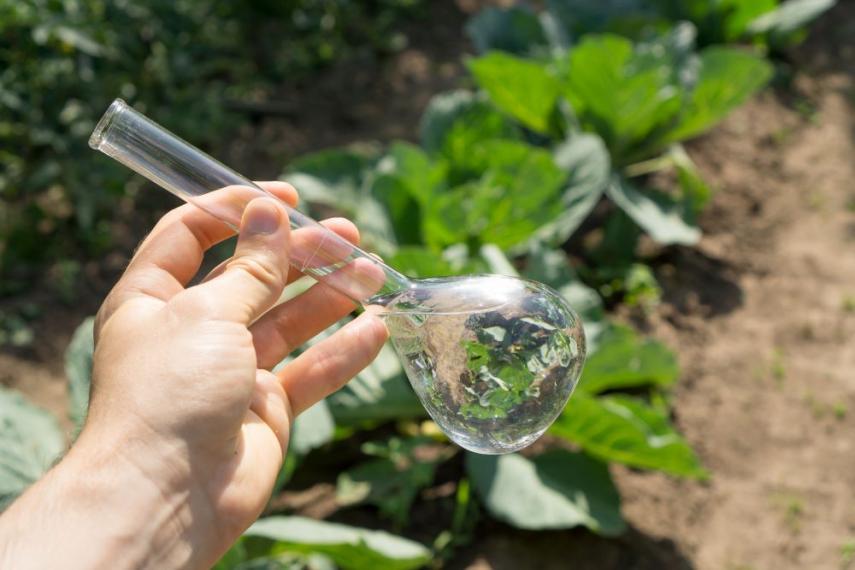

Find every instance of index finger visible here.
[96,182,297,334]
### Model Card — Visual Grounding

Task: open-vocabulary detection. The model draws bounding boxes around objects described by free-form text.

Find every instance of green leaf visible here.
[466,450,625,535]
[466,6,548,55]
[243,516,432,570]
[478,244,518,277]
[290,400,335,456]
[337,437,449,526]
[389,247,456,278]
[665,47,772,144]
[373,142,441,245]
[468,52,560,134]
[530,133,610,245]
[562,34,683,162]
[550,394,707,478]
[0,388,65,510]
[721,0,778,42]
[425,140,566,250]
[419,90,519,156]
[747,0,836,37]
[577,324,678,395]
[64,316,94,432]
[605,177,700,245]
[322,330,425,425]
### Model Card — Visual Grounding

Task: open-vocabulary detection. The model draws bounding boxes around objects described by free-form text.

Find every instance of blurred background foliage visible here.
[0,0,421,289]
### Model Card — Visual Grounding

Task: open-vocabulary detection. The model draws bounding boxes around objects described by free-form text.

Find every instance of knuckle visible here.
[229,254,285,291]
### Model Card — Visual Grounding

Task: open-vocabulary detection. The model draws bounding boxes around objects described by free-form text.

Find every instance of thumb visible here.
[189,197,291,324]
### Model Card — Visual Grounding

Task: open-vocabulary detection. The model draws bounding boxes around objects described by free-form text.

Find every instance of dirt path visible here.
[614,23,855,570]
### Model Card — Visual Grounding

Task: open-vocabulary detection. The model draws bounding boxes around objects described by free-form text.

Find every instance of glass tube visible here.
[89,99,411,304]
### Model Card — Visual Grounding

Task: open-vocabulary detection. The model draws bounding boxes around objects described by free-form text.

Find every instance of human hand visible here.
[0,182,388,569]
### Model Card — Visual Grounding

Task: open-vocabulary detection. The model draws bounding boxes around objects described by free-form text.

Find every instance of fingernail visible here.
[244,198,280,235]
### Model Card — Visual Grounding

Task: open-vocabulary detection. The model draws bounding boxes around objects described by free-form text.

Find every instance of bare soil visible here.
[3,1,855,569]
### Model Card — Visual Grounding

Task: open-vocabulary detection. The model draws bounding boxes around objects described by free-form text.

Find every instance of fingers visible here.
[249,370,293,453]
[276,312,388,416]
[201,217,360,286]
[96,182,297,337]
[251,282,357,369]
[179,196,291,324]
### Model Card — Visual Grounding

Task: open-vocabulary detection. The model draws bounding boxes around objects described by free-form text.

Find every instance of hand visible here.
[0,182,389,569]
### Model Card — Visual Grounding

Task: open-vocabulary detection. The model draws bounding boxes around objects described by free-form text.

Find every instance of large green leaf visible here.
[389,247,456,278]
[466,6,548,55]
[577,325,678,395]
[562,34,683,162]
[243,516,431,570]
[605,177,700,246]
[468,51,560,134]
[425,140,566,250]
[530,133,610,246]
[373,142,442,245]
[64,316,94,431]
[664,47,772,144]
[419,90,519,156]
[466,450,625,535]
[0,388,65,510]
[289,400,335,456]
[550,394,707,478]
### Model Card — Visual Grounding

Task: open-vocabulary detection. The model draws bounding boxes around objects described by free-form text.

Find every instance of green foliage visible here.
[466,450,625,535]
[551,394,707,478]
[576,324,678,395]
[467,52,561,133]
[65,316,95,432]
[470,0,836,52]
[0,0,423,276]
[457,28,770,255]
[0,388,65,510]
[222,516,431,570]
[337,436,451,526]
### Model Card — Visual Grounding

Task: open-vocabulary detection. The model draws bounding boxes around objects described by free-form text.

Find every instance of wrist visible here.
[0,428,198,569]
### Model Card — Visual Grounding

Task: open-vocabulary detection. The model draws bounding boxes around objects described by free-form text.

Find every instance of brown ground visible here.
[3,1,855,569]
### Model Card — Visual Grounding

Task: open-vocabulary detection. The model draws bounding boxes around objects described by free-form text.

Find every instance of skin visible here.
[0,182,389,569]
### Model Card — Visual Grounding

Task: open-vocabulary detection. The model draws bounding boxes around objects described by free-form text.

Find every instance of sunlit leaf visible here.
[664,47,772,144]
[243,517,431,570]
[64,316,94,432]
[605,177,700,245]
[469,52,560,133]
[577,324,678,394]
[0,388,65,510]
[466,450,625,535]
[551,394,707,478]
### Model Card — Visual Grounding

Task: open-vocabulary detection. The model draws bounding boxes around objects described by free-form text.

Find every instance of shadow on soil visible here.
[450,523,693,570]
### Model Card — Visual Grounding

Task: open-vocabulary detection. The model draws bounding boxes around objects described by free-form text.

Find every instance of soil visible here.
[3,1,855,569]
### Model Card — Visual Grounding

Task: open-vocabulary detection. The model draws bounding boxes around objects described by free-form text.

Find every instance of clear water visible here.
[371,275,586,454]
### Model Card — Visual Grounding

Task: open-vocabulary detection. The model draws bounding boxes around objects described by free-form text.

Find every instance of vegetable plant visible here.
[462,26,772,253]
[468,0,837,53]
